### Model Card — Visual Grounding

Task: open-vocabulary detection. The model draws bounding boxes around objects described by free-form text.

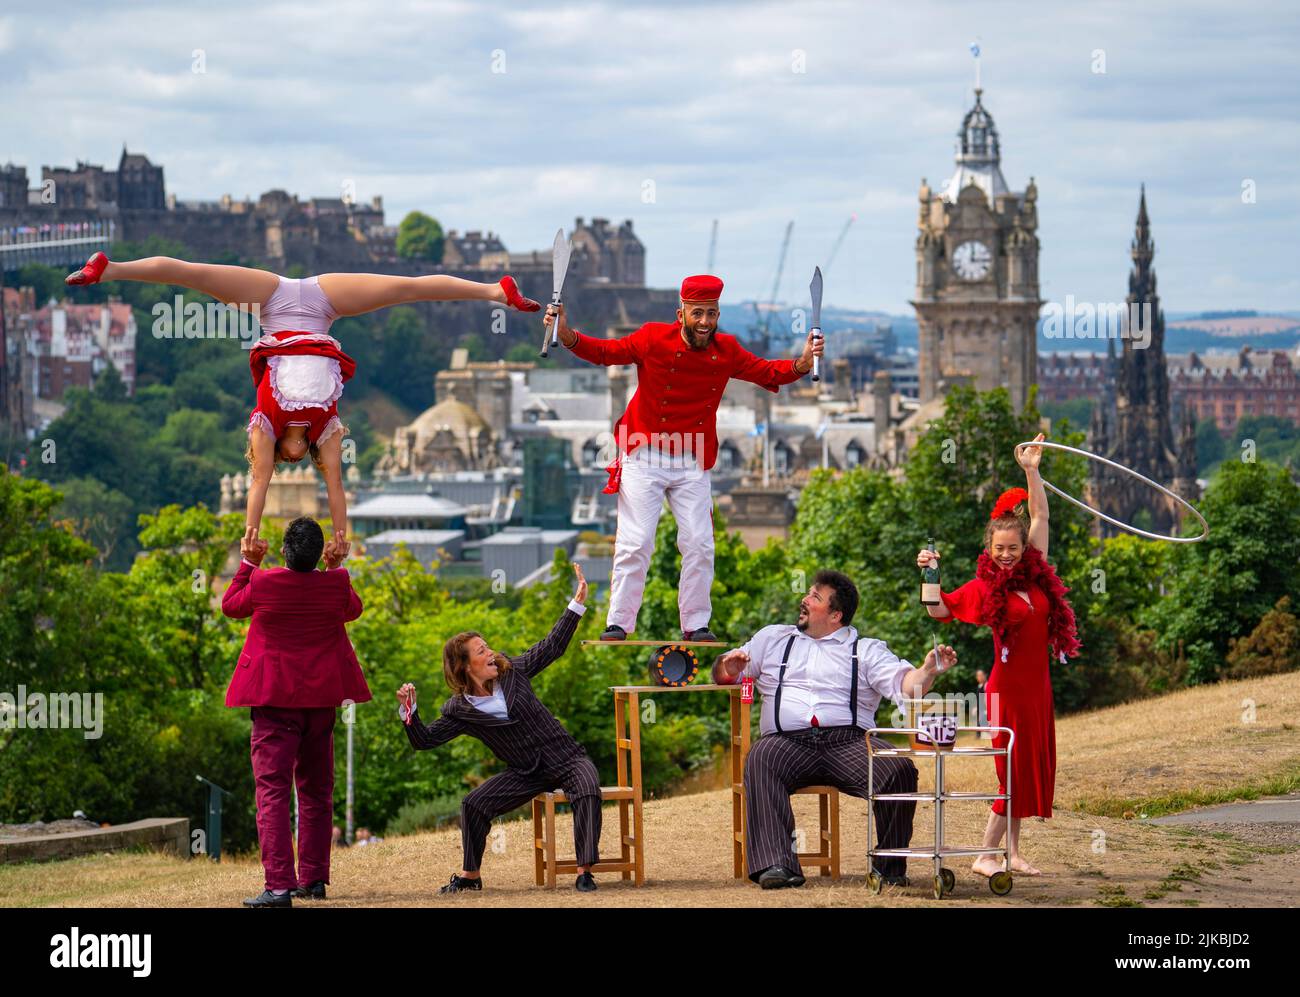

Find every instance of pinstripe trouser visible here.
[459,753,602,873]
[744,726,918,881]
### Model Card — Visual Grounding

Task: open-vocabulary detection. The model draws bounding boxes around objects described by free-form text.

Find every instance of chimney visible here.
[872,370,891,437]
[832,357,852,403]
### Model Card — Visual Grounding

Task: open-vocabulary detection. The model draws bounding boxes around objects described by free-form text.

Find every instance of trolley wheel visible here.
[940,868,956,894]
[932,874,946,900]
[989,870,1013,896]
[867,871,883,895]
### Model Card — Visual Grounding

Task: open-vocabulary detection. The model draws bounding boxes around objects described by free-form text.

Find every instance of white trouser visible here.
[607,448,713,634]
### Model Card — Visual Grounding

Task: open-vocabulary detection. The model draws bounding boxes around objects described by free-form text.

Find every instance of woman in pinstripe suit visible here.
[396,565,603,894]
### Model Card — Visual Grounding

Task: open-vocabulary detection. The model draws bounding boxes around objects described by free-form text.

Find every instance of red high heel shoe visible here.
[66,251,110,286]
[500,275,540,313]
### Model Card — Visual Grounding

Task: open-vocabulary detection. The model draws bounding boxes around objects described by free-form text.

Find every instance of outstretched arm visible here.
[222,537,268,618]
[396,684,463,749]
[514,564,589,678]
[1017,433,1049,557]
[314,430,349,541]
[548,304,643,366]
[245,426,276,542]
[731,331,820,392]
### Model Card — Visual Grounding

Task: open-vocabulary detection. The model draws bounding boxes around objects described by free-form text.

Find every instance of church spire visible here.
[1130,183,1155,297]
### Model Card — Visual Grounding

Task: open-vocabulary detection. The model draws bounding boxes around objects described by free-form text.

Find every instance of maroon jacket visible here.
[221,560,371,708]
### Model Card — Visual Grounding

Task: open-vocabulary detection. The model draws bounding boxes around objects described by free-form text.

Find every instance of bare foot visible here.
[1009,856,1042,876]
[970,855,1002,878]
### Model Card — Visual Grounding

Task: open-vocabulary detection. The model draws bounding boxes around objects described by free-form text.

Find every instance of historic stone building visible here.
[1170,348,1300,432]
[912,87,1040,410]
[567,217,645,285]
[1089,189,1198,536]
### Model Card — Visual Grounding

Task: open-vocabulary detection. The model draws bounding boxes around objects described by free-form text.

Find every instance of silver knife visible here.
[809,266,824,382]
[541,228,572,358]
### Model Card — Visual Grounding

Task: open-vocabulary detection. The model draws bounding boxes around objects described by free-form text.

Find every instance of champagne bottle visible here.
[920,538,941,605]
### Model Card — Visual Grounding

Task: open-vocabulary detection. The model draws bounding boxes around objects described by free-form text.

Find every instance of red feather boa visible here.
[974,545,1081,661]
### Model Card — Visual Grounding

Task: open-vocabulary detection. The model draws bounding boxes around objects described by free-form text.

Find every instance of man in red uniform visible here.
[544,275,822,641]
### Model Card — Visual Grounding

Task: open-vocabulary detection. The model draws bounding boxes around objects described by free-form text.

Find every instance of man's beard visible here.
[684,327,715,349]
[796,610,809,632]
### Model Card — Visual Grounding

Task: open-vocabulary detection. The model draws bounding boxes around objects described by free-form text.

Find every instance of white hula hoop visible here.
[1013,440,1209,543]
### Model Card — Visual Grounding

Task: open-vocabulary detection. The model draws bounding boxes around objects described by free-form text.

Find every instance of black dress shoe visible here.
[874,869,910,887]
[683,627,719,642]
[438,873,483,894]
[242,889,292,908]
[600,624,627,641]
[291,880,326,899]
[575,871,598,892]
[758,866,806,890]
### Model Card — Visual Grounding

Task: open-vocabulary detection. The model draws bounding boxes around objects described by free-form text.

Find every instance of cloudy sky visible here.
[5,0,1298,314]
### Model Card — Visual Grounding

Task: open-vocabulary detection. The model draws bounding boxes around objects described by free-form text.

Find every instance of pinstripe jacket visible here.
[401,602,588,775]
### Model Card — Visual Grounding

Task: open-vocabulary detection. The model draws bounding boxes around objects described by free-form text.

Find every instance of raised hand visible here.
[396,682,417,716]
[572,562,588,605]
[324,531,350,569]
[797,330,825,374]
[544,303,575,348]
[925,643,957,673]
[241,534,268,566]
[1017,432,1045,472]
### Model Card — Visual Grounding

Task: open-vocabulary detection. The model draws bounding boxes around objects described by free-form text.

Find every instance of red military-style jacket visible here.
[569,321,804,492]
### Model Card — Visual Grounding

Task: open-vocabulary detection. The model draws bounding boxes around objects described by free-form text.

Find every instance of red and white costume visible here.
[246,276,356,447]
[568,275,805,634]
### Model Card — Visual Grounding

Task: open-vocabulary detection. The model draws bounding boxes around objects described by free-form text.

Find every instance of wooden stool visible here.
[532,786,642,888]
[792,785,841,879]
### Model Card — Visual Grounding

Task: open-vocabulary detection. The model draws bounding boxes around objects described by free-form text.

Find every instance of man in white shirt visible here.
[714,570,956,889]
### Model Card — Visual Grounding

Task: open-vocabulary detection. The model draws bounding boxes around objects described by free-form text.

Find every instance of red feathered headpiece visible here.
[989,487,1029,520]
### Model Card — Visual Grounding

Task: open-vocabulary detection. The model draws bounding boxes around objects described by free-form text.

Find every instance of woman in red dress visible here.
[916,434,1080,877]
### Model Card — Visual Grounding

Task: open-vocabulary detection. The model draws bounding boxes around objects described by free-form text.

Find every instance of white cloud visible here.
[4,0,1298,311]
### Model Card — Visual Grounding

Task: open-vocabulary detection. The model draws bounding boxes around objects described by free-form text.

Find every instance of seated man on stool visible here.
[714,570,956,889]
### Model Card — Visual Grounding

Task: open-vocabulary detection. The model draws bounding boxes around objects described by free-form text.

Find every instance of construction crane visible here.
[823,213,856,276]
[706,219,718,272]
[752,220,794,343]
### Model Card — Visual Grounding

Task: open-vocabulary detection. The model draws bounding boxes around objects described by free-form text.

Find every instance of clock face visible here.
[953,240,992,280]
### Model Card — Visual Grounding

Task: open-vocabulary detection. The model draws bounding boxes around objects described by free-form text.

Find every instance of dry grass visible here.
[3,672,1298,908]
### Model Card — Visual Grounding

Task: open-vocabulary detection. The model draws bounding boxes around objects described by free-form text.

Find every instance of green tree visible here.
[1196,418,1226,475]
[53,476,138,570]
[1144,459,1300,683]
[396,211,445,263]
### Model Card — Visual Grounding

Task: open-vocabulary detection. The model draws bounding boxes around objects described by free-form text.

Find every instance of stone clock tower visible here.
[913,88,1041,410]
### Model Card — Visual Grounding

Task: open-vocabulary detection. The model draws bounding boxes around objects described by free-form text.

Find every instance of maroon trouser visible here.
[250,706,336,891]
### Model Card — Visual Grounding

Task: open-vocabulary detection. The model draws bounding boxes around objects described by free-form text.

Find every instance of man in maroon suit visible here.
[222,516,370,907]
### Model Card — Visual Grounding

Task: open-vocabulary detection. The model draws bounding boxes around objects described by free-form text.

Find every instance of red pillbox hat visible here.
[680,274,724,301]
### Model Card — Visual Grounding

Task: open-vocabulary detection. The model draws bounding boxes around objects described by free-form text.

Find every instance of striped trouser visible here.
[744,726,918,881]
[459,754,602,873]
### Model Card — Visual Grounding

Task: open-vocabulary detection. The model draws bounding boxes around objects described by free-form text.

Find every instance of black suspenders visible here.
[772,633,862,732]
[849,640,859,728]
[772,634,797,734]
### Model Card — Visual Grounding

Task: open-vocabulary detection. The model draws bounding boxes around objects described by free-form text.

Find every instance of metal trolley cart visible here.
[865,726,1015,899]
